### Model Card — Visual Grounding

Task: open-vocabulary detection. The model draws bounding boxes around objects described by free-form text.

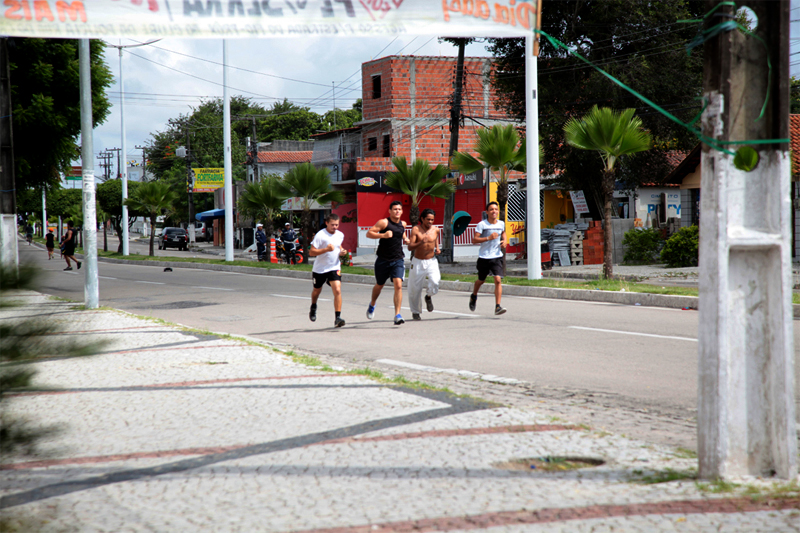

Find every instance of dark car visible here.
[158,227,189,251]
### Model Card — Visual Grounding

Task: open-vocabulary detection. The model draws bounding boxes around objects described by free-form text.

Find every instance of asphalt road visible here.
[20,244,800,422]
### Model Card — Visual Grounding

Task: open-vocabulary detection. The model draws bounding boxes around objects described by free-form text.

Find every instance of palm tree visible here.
[237,176,292,239]
[450,124,526,225]
[384,157,455,225]
[124,181,179,256]
[282,162,344,264]
[564,106,652,279]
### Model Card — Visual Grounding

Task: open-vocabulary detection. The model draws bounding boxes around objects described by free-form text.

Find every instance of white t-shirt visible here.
[476,220,505,259]
[311,228,345,273]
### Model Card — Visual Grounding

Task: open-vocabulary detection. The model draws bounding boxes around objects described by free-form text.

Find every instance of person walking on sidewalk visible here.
[255,223,267,261]
[309,213,348,328]
[407,208,441,321]
[469,201,506,315]
[62,220,81,271]
[45,229,55,260]
[366,201,409,325]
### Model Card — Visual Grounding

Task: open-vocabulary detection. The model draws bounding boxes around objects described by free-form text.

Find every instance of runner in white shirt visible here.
[469,201,507,315]
[309,213,348,328]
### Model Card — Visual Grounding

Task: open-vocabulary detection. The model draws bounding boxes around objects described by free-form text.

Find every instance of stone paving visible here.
[1,292,799,532]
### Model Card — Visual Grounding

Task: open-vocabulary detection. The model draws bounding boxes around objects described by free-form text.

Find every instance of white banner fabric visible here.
[0,0,539,39]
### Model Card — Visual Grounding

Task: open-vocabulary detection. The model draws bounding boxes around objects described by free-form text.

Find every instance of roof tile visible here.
[257,151,313,163]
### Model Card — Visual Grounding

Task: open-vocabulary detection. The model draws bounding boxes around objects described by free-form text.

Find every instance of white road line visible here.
[135,281,165,285]
[194,286,234,291]
[375,359,520,384]
[99,276,117,280]
[397,306,476,317]
[271,294,331,302]
[568,326,697,342]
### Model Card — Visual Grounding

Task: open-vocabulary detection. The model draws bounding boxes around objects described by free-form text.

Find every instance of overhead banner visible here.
[0,0,540,39]
[193,168,224,193]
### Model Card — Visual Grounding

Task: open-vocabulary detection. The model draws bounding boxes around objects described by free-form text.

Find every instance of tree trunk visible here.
[149,214,156,256]
[497,173,508,276]
[602,170,614,279]
[103,220,107,252]
[410,203,419,227]
[113,217,123,253]
[301,208,312,264]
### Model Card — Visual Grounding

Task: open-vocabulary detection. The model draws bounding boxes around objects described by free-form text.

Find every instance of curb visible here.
[95,256,704,311]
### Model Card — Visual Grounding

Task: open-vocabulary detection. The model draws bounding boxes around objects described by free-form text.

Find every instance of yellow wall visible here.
[542,190,574,229]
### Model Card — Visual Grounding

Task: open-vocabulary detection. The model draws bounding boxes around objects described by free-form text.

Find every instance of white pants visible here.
[408,257,440,314]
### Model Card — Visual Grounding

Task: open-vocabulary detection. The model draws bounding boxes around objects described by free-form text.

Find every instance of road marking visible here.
[272,294,331,302]
[194,286,234,291]
[99,276,117,280]
[568,326,697,342]
[135,281,165,285]
[397,306,476,318]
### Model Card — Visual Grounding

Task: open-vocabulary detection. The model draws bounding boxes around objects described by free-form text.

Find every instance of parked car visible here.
[189,222,208,242]
[158,227,188,251]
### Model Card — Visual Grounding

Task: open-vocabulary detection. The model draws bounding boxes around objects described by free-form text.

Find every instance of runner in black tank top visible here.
[366,201,409,324]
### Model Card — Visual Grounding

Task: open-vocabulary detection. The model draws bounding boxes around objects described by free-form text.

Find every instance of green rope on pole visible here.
[534,23,788,158]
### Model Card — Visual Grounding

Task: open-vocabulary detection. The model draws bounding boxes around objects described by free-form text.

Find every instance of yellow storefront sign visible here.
[193,169,224,193]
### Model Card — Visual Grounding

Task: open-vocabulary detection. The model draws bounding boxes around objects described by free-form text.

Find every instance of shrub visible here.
[661,225,699,268]
[622,228,663,264]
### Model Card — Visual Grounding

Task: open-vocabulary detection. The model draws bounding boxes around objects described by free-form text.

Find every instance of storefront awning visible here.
[196,209,225,222]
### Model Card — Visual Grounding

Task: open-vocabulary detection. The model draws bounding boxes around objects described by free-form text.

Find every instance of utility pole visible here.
[0,37,17,270]
[107,147,121,180]
[97,152,112,182]
[443,40,467,264]
[79,39,98,309]
[332,81,337,130]
[698,0,796,480]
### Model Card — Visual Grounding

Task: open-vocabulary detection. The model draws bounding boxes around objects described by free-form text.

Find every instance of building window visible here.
[372,75,381,99]
[367,137,377,151]
[382,134,390,157]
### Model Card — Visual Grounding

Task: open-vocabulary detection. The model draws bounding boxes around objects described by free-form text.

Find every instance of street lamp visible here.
[104,39,160,256]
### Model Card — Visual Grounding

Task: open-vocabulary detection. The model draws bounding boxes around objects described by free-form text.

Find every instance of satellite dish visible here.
[452,211,472,237]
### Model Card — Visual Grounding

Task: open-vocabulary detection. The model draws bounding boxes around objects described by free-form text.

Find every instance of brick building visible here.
[348,55,524,256]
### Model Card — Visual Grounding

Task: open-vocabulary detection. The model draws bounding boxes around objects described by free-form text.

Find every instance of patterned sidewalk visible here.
[1,292,798,532]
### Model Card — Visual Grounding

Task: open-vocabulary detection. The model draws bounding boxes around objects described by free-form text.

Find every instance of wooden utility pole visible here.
[698,0,796,480]
[442,40,467,264]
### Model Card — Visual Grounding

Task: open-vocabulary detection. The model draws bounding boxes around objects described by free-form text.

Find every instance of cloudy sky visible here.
[91,36,492,175]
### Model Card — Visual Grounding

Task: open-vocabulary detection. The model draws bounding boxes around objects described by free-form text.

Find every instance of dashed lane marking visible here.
[272,294,331,302]
[135,281,165,285]
[568,326,697,342]
[194,286,234,291]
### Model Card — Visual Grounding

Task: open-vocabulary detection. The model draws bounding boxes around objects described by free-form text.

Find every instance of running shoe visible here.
[495,305,507,316]
[63,267,73,271]
[394,314,405,325]
[425,295,434,312]
[366,304,375,320]
[309,303,317,322]
[412,313,421,321]
[469,293,477,311]
[334,316,346,328]
[77,261,82,270]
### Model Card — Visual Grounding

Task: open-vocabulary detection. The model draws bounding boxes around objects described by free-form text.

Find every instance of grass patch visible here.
[672,447,698,459]
[633,468,697,484]
[350,367,385,379]
[696,478,740,494]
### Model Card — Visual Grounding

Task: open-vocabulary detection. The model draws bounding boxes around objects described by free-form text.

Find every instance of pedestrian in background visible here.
[469,201,507,315]
[366,201,409,325]
[45,228,55,260]
[407,208,441,321]
[308,213,348,328]
[255,223,267,261]
[62,220,81,271]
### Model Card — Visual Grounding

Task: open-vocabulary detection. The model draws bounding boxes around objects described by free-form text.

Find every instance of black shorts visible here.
[312,270,342,289]
[374,257,405,286]
[477,257,504,281]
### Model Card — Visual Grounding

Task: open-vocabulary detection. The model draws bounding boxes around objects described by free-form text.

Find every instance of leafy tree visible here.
[321,99,363,131]
[450,124,526,225]
[124,181,179,256]
[46,188,82,220]
[282,163,344,263]
[259,99,323,141]
[487,1,704,214]
[384,157,454,225]
[237,175,291,238]
[9,38,112,191]
[791,77,800,114]
[96,179,143,253]
[564,106,651,279]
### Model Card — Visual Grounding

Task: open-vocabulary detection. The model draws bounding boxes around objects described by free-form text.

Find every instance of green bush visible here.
[622,228,663,264]
[661,225,699,268]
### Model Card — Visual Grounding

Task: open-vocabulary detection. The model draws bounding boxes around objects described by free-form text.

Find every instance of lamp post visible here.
[104,39,160,256]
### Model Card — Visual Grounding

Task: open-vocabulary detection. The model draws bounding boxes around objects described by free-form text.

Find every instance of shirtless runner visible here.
[407,208,441,321]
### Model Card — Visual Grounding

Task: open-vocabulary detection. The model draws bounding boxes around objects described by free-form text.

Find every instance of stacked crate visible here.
[583,221,604,265]
[569,231,584,265]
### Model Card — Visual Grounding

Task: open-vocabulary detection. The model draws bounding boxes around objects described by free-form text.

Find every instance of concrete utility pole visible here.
[525,1,543,280]
[443,40,467,264]
[222,40,234,262]
[79,40,98,309]
[0,38,17,270]
[698,0,796,480]
[135,145,147,181]
[107,147,121,180]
